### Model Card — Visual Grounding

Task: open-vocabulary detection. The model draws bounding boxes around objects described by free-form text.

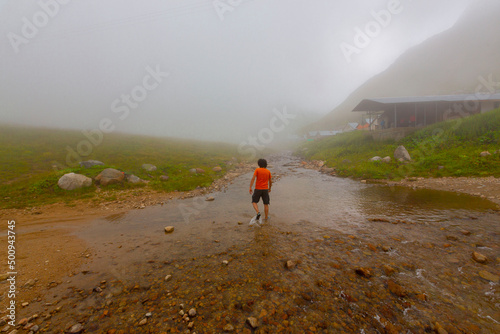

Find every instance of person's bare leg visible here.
[252,202,259,214]
[264,204,269,220]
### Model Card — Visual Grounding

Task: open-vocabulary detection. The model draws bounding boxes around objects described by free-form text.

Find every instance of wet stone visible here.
[285,260,296,270]
[478,270,499,283]
[472,251,487,263]
[223,324,234,332]
[435,322,448,334]
[164,226,175,233]
[382,265,396,276]
[246,317,259,329]
[387,280,407,297]
[355,267,372,278]
[68,323,84,333]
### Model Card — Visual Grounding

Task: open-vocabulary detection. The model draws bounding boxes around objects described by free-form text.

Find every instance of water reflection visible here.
[60,154,500,333]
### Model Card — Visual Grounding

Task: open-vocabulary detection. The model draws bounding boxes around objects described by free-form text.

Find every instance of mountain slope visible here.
[310,0,500,130]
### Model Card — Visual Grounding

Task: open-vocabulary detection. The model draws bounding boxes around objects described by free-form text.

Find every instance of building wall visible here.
[371,127,419,142]
[481,101,500,113]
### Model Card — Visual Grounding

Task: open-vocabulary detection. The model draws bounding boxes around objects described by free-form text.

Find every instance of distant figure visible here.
[249,158,272,222]
[380,119,386,129]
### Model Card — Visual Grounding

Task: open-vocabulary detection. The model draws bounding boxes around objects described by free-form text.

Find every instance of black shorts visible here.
[252,189,270,205]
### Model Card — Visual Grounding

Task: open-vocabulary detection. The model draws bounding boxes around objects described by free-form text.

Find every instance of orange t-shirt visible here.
[254,168,271,190]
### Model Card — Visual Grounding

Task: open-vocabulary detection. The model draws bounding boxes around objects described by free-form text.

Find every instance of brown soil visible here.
[0,164,254,307]
[1,167,498,311]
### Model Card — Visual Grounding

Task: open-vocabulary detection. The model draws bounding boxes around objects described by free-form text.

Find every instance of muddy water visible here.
[18,153,500,333]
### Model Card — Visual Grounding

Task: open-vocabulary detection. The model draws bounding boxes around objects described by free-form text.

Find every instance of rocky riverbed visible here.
[1,155,499,333]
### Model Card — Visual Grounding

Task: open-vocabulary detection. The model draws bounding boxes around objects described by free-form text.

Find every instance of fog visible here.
[0,0,474,142]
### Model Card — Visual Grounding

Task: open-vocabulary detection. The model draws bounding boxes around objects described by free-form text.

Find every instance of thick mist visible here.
[0,0,477,142]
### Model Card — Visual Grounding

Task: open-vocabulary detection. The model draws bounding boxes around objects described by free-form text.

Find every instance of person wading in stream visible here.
[249,158,272,222]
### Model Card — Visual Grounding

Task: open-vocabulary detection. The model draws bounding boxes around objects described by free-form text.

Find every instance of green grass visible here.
[298,109,500,180]
[0,125,239,209]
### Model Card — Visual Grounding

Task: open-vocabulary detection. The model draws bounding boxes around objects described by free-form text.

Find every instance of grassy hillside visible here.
[305,1,500,131]
[0,125,239,209]
[299,109,500,179]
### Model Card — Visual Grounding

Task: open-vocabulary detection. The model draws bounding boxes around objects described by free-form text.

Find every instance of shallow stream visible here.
[19,153,500,333]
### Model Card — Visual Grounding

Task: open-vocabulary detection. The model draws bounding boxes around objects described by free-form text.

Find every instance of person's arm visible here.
[249,175,255,194]
[268,175,272,193]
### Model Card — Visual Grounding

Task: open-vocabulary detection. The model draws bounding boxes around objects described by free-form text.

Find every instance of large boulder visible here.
[394,145,411,161]
[79,160,105,168]
[142,164,157,172]
[95,168,125,186]
[125,174,145,184]
[57,173,92,190]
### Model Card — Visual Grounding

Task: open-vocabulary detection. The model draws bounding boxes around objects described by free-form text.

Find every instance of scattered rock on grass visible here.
[57,173,92,190]
[79,160,104,168]
[394,145,411,161]
[142,164,157,172]
[95,168,125,186]
[125,174,145,184]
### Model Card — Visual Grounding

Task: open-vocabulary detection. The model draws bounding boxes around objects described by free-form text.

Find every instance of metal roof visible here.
[353,93,500,111]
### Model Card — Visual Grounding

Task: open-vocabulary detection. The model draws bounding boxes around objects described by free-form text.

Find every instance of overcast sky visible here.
[0,0,474,142]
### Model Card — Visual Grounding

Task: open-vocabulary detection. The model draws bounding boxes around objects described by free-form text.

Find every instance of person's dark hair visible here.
[257,158,267,168]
